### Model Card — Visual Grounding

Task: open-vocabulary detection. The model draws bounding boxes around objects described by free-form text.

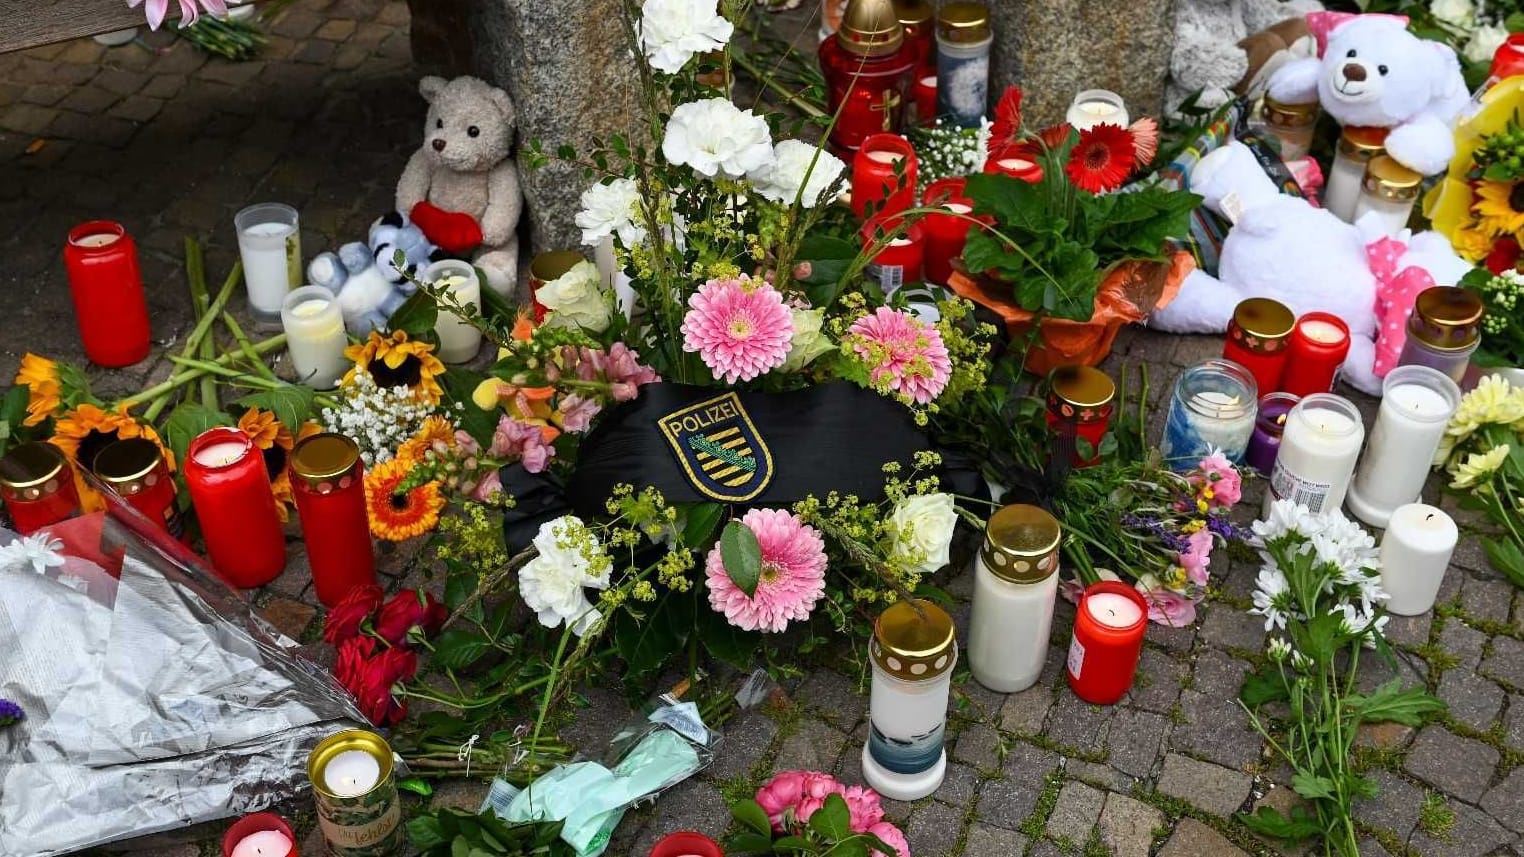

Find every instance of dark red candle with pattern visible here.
[290,433,376,607]
[1045,365,1116,468]
[92,437,184,538]
[0,442,80,535]
[819,0,916,155]
[1222,298,1295,398]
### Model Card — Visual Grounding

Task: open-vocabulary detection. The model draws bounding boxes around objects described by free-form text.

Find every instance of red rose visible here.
[374,589,447,646]
[333,635,381,696]
[323,585,385,646]
[355,646,418,726]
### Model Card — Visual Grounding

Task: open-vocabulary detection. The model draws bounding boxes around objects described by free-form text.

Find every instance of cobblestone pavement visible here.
[4,3,1524,856]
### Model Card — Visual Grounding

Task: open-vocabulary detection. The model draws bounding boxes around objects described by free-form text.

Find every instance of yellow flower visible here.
[13,353,61,427]
[52,402,173,512]
[397,415,457,464]
[236,409,318,523]
[1453,224,1498,262]
[363,458,445,541]
[1474,181,1524,235]
[343,330,446,405]
[1450,444,1510,488]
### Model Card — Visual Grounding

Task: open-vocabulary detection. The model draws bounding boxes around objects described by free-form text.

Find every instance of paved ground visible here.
[3,3,1523,856]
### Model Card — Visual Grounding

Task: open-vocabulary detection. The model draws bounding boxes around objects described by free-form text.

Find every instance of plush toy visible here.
[1167,0,1322,113]
[1234,16,1316,100]
[1267,13,1470,176]
[396,75,522,297]
[1148,141,1473,395]
[308,210,442,335]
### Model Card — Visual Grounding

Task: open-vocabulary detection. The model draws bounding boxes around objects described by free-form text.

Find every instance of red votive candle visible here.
[920,177,973,287]
[912,73,938,126]
[984,145,1044,183]
[64,221,152,368]
[851,133,919,220]
[862,216,925,296]
[290,433,377,607]
[1067,581,1147,705]
[1280,312,1351,398]
[1045,365,1116,468]
[92,437,184,538]
[649,831,724,857]
[184,427,286,589]
[1223,297,1295,398]
[0,442,80,535]
[222,812,298,857]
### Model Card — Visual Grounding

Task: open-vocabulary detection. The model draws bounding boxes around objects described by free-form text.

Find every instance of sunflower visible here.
[1453,223,1497,261]
[237,409,321,522]
[343,331,445,404]
[1474,180,1524,235]
[396,415,457,465]
[363,457,445,541]
[1065,123,1135,194]
[13,354,61,427]
[52,403,173,511]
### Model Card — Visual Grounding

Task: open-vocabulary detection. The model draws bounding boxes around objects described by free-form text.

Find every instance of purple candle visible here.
[1246,392,1299,475]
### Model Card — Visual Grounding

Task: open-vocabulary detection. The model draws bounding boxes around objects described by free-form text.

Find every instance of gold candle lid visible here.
[92,438,166,491]
[1361,155,1422,201]
[1410,286,1484,350]
[1261,96,1318,127]
[838,0,906,57]
[529,250,585,284]
[291,432,362,492]
[894,0,933,28]
[871,598,956,681]
[308,729,394,800]
[936,1,990,42]
[1337,125,1388,161]
[981,504,1061,584]
[1049,365,1116,409]
[1232,297,1295,340]
[0,442,67,491]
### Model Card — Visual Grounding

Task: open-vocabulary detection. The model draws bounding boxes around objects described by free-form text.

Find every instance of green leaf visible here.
[389,289,440,338]
[1483,537,1524,588]
[407,816,451,851]
[732,799,773,836]
[1238,805,1322,843]
[433,629,494,671]
[478,272,517,325]
[698,602,759,669]
[681,502,725,547]
[398,776,435,797]
[441,368,499,447]
[774,835,816,851]
[720,520,764,598]
[1,385,29,430]
[236,383,315,430]
[1240,670,1290,707]
[1347,679,1446,726]
[1291,772,1336,800]
[444,570,479,611]
[722,832,778,855]
[613,592,685,676]
[808,794,853,840]
[1295,613,1343,667]
[161,402,231,467]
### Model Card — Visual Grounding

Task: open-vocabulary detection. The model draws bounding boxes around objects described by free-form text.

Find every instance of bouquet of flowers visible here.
[727,770,909,857]
[1433,373,1524,585]
[1458,264,1524,367]
[1426,82,1524,270]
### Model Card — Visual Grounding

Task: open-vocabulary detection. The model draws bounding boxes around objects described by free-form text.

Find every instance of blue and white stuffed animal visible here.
[308,210,443,335]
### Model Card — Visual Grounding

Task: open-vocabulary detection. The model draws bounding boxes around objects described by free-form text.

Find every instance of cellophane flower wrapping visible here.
[0,501,363,857]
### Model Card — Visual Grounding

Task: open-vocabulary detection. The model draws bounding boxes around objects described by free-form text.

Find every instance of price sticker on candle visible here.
[1066,637,1086,679]
[1219,191,1245,224]
[867,263,905,295]
[1270,461,1333,513]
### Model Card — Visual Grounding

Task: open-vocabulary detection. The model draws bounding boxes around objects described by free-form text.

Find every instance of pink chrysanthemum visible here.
[705,508,827,632]
[847,307,952,404]
[681,275,794,384]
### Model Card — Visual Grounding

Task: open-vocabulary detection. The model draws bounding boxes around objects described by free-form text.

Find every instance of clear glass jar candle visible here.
[1259,96,1318,161]
[1347,365,1460,527]
[969,504,1061,693]
[1324,126,1387,222]
[1398,286,1485,384]
[424,259,484,363]
[863,598,956,801]
[1065,89,1127,131]
[1159,359,1259,468]
[934,2,991,128]
[1354,155,1421,237]
[281,286,348,389]
[235,202,302,326]
[1264,393,1364,518]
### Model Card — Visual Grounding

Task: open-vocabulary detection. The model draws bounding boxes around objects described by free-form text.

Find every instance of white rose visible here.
[1431,0,1474,27]
[639,0,733,74]
[1466,23,1509,65]
[574,178,646,248]
[888,493,958,575]
[662,98,774,179]
[779,307,835,372]
[748,140,845,208]
[537,260,613,333]
[519,515,610,637]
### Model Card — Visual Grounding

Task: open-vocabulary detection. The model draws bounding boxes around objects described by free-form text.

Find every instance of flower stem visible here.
[222,311,279,383]
[130,336,288,417]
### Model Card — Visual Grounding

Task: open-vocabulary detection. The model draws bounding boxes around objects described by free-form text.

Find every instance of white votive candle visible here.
[1300,319,1346,344]
[865,149,905,164]
[945,202,972,214]
[230,831,293,857]
[194,440,248,467]
[1066,89,1128,131]
[323,748,381,797]
[1347,366,1460,527]
[75,232,121,248]
[1265,393,1365,517]
[424,259,483,363]
[1086,591,1144,628]
[235,203,301,322]
[1378,503,1457,616]
[280,286,348,389]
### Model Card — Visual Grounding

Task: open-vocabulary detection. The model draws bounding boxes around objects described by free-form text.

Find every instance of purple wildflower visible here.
[1121,513,1190,554]
[1206,514,1248,543]
[0,698,22,728]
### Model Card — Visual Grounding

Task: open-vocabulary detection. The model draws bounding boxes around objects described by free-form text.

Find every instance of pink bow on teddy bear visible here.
[1305,11,1410,57]
[1367,235,1436,378]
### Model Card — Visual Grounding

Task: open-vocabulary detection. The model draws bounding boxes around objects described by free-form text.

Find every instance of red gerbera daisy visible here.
[1065,123,1136,194]
[1037,122,1074,153]
[988,86,1023,154]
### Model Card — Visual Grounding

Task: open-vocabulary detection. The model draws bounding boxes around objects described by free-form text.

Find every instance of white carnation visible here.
[888,493,958,576]
[1466,23,1509,65]
[519,515,611,637]
[779,307,835,372]
[662,98,774,179]
[1431,0,1474,27]
[575,178,646,248]
[639,0,733,74]
[538,260,613,333]
[748,140,845,208]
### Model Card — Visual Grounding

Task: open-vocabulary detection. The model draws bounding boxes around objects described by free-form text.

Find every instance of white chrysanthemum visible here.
[519,515,611,637]
[0,532,65,575]
[1310,514,1378,573]
[1267,636,1292,663]
[748,140,845,208]
[1253,498,1322,542]
[1450,443,1510,488]
[1431,0,1475,26]
[638,0,733,74]
[1334,602,1387,639]
[1466,23,1510,64]
[662,98,774,179]
[1250,565,1293,631]
[575,178,646,247]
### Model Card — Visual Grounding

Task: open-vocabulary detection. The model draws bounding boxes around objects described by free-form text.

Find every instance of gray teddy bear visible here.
[1167,0,1324,113]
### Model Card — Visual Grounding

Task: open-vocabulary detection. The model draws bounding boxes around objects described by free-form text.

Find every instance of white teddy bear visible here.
[1267,14,1469,175]
[1149,141,1472,395]
[396,75,523,297]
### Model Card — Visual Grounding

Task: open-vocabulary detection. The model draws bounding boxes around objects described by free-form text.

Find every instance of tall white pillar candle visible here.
[424,259,483,364]
[234,203,301,324]
[280,286,348,389]
[1378,504,1457,615]
[863,599,956,801]
[1347,366,1460,527]
[1265,393,1365,517]
[969,504,1061,693]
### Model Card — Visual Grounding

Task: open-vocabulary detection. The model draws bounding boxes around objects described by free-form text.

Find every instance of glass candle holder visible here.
[308,729,402,856]
[920,177,973,286]
[819,0,916,155]
[235,203,302,326]
[1259,96,1318,161]
[281,286,348,389]
[1347,365,1460,528]
[1223,297,1294,397]
[851,133,919,220]
[184,427,286,589]
[1378,504,1457,616]
[969,504,1061,693]
[92,437,184,538]
[1281,312,1351,398]
[1045,365,1115,468]
[0,442,80,535]
[862,217,924,296]
[1398,286,1484,384]
[649,832,724,857]
[1159,359,1258,468]
[222,812,298,857]
[1245,392,1299,475]
[1324,126,1387,222]
[1264,393,1364,518]
[895,0,935,72]
[528,250,586,325]
[290,433,376,608]
[862,598,956,801]
[1354,155,1421,237]
[424,259,484,364]
[934,1,991,128]
[1065,89,1128,131]
[911,71,938,126]
[1066,581,1147,705]
[64,221,152,368]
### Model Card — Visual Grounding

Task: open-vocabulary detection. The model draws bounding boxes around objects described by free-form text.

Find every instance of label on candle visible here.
[1066,637,1085,678]
[867,721,945,775]
[318,802,400,850]
[1269,460,1333,513]
[867,263,904,293]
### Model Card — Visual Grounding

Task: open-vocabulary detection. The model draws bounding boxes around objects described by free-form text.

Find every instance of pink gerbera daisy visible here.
[681,275,794,384]
[846,307,953,404]
[705,509,827,632]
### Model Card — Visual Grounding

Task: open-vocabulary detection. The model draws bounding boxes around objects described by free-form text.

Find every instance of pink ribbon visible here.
[1367,236,1435,378]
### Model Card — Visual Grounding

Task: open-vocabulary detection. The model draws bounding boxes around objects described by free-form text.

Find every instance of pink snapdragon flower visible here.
[489,416,556,473]
[1178,528,1215,587]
